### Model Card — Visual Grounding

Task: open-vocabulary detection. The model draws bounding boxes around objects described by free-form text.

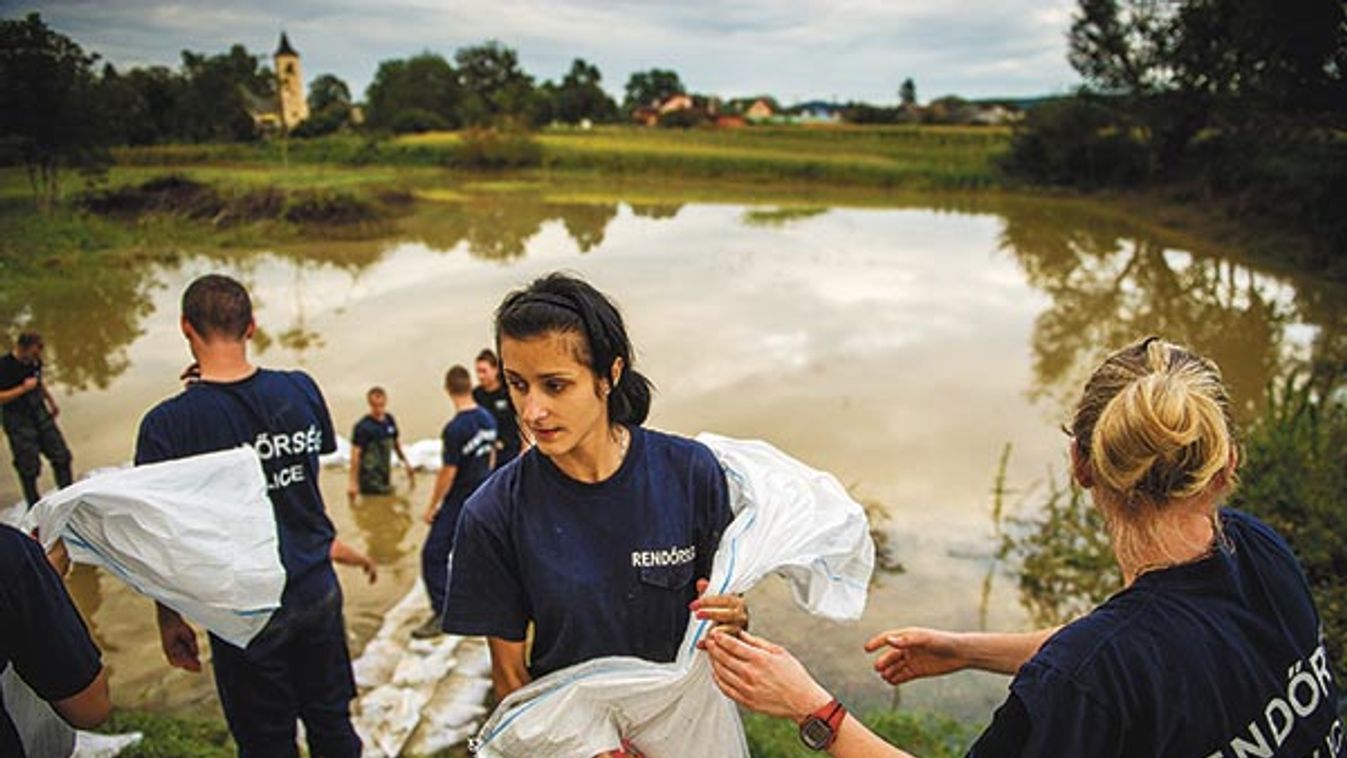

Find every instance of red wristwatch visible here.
[798,698,847,751]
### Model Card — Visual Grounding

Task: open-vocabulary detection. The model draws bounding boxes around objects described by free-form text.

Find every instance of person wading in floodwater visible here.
[441,272,750,756]
[347,385,415,504]
[134,273,375,758]
[703,337,1344,758]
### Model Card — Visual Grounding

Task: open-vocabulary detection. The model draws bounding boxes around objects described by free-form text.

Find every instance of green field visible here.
[111,124,1012,190]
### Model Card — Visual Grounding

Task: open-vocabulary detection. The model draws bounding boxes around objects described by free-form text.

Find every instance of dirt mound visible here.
[79,175,223,219]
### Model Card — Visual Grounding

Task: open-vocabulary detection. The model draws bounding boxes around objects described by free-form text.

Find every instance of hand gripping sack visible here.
[22,446,285,648]
[469,433,875,757]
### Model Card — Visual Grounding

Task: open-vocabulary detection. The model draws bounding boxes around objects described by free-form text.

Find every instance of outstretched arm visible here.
[864,626,1060,685]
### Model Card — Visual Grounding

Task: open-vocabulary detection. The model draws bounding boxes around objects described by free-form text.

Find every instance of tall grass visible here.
[112,125,1011,190]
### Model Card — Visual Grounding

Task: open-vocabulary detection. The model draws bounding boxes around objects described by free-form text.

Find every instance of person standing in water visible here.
[346,386,414,503]
[441,273,748,721]
[414,365,496,639]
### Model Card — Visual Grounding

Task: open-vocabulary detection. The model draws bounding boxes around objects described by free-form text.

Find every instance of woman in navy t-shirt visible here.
[441,273,746,705]
[701,338,1343,757]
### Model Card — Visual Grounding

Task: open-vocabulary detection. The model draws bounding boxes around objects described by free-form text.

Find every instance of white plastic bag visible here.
[470,433,875,758]
[21,446,285,648]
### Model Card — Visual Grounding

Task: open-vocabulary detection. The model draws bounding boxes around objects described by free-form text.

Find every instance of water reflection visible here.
[349,493,415,565]
[997,202,1305,420]
[7,180,1345,721]
[400,193,621,259]
[0,263,157,391]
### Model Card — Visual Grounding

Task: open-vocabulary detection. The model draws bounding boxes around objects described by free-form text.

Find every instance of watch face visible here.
[799,717,833,751]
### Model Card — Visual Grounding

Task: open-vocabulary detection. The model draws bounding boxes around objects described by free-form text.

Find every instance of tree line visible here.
[1001,0,1347,272]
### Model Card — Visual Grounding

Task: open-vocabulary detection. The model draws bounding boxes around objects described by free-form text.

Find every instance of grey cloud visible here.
[6,0,1079,101]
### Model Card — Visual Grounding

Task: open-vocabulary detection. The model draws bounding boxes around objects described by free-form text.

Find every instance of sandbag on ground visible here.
[20,446,284,649]
[351,581,493,757]
[469,433,875,758]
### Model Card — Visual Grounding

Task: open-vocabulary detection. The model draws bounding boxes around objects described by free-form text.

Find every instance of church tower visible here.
[274,32,308,129]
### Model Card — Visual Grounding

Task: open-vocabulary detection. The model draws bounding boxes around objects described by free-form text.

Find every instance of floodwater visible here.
[5,181,1344,725]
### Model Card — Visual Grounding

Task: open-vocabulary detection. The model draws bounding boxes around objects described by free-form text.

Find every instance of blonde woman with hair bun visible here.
[701,337,1344,758]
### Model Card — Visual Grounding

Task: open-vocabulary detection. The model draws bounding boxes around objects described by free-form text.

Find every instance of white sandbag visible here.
[20,447,285,648]
[73,730,144,757]
[322,434,443,472]
[470,433,875,758]
[320,434,353,468]
[351,582,494,757]
[403,438,444,472]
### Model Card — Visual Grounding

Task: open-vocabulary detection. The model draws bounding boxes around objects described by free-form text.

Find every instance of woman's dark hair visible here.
[495,272,653,426]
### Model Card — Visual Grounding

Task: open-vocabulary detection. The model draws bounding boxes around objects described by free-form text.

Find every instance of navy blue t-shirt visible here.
[0,525,102,758]
[970,509,1343,758]
[442,426,732,679]
[134,369,339,605]
[352,413,398,450]
[437,406,496,525]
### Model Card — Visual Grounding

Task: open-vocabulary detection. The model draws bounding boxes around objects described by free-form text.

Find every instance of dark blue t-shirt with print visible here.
[970,509,1343,758]
[442,426,732,679]
[0,524,102,758]
[352,413,398,450]
[437,406,496,528]
[134,369,339,606]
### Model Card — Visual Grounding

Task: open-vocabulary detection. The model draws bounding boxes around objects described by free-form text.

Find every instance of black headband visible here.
[511,292,585,317]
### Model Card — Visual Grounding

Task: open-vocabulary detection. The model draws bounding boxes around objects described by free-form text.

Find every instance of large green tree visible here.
[453,40,540,126]
[1068,0,1347,167]
[0,13,111,210]
[552,58,618,124]
[365,53,461,131]
[622,68,685,111]
[174,44,272,142]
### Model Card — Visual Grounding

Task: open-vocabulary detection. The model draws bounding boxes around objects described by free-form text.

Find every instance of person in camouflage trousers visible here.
[346,386,414,503]
[0,332,73,507]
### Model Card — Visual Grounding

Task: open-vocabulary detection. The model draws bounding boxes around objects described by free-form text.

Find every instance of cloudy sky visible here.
[4,0,1082,103]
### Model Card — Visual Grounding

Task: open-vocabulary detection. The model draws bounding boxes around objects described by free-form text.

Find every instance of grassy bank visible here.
[112,125,1011,190]
[100,708,975,757]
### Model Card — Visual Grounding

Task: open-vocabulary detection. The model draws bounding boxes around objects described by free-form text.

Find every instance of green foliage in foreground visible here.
[99,710,235,758]
[744,710,978,758]
[100,708,971,758]
[1230,375,1347,682]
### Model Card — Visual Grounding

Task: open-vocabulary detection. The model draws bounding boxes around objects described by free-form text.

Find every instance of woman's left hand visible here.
[706,629,832,721]
[691,578,749,645]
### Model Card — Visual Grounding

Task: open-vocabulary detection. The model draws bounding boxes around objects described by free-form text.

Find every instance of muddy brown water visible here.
[5,183,1345,725]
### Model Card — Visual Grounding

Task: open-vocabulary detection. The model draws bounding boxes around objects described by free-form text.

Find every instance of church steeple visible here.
[273,31,308,129]
[275,31,298,58]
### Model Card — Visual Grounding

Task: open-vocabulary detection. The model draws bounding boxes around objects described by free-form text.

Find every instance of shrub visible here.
[1230,375,1347,681]
[389,107,451,134]
[997,97,1150,188]
[451,127,542,169]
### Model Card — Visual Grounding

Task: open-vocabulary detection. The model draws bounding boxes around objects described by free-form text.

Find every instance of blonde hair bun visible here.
[1073,338,1234,510]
